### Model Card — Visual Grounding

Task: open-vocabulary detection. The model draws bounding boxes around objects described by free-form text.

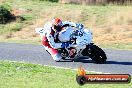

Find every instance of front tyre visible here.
[82,44,107,64]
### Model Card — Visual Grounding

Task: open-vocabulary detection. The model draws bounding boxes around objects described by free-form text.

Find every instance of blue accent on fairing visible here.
[61,42,70,48]
[76,23,84,29]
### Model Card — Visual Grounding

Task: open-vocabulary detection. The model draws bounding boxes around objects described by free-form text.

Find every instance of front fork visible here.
[81,43,94,56]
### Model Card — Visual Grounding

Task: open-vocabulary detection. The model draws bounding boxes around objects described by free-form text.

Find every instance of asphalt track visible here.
[0,42,132,74]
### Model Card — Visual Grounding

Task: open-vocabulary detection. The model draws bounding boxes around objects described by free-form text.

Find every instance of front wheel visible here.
[82,44,107,64]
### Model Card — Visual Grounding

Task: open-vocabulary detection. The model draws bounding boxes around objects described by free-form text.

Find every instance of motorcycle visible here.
[35,27,107,64]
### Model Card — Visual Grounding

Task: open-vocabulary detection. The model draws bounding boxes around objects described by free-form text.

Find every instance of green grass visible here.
[1,0,132,27]
[0,60,131,88]
[97,43,132,50]
[0,37,41,45]
[0,23,22,34]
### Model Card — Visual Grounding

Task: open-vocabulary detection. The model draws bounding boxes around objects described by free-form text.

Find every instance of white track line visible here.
[9,60,111,74]
[43,64,111,74]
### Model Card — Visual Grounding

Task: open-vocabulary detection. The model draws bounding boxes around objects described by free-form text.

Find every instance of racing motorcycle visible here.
[36,27,107,64]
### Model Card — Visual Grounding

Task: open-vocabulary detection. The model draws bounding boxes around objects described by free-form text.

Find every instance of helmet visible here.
[52,18,62,26]
[52,18,62,32]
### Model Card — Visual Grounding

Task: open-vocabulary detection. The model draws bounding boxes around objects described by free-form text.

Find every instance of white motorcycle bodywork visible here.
[59,27,92,44]
[58,27,92,57]
[58,27,92,49]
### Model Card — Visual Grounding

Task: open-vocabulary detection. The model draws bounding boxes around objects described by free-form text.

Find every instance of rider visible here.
[41,18,83,61]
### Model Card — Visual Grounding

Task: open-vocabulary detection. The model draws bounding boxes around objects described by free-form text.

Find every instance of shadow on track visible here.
[74,59,132,65]
[105,61,132,65]
[59,57,132,65]
[59,57,95,63]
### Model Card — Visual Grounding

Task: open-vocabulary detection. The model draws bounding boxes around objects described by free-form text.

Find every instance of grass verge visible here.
[0,60,131,88]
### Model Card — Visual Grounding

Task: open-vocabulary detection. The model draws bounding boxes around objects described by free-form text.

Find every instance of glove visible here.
[76,23,84,29]
[61,42,71,48]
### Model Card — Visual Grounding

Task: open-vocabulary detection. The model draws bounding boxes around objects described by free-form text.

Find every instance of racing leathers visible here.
[41,21,83,61]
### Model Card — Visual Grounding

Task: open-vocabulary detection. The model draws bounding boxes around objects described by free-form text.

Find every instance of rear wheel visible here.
[82,44,107,64]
